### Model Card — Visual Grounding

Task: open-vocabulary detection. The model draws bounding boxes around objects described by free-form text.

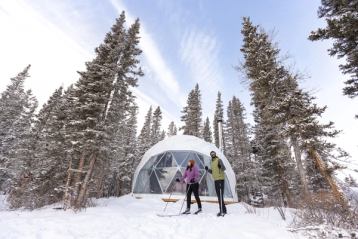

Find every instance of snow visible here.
[133,135,237,201]
[1,194,306,239]
[335,158,358,183]
[0,195,7,211]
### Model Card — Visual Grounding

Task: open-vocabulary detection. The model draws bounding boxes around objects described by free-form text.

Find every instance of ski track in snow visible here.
[0,195,305,239]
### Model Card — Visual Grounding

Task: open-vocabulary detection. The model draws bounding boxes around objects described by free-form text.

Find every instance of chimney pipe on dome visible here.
[217,119,224,152]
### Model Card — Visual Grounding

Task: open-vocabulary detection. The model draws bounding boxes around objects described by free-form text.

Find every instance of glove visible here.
[205,166,209,171]
[190,178,195,183]
[175,178,180,182]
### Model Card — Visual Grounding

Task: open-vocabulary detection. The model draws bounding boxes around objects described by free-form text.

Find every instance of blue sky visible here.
[0,0,357,161]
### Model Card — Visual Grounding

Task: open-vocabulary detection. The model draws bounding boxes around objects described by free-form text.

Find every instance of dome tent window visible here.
[132,135,237,202]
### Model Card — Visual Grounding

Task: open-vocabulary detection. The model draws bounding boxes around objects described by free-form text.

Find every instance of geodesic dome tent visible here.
[132,135,237,202]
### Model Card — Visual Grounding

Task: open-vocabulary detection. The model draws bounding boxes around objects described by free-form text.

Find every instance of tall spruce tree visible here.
[101,17,142,197]
[0,65,37,193]
[8,87,66,208]
[202,117,213,143]
[180,84,202,137]
[7,90,38,178]
[225,96,254,200]
[100,81,131,197]
[62,17,124,208]
[151,106,163,145]
[137,106,153,159]
[62,12,143,209]
[0,65,30,147]
[240,18,301,205]
[125,101,139,191]
[240,17,342,204]
[273,73,337,194]
[309,0,358,101]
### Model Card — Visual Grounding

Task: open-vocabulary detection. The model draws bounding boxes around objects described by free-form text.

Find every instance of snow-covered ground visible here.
[1,194,307,239]
[335,157,358,182]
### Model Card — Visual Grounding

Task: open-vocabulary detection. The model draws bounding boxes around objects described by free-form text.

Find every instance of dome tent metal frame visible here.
[132,135,238,202]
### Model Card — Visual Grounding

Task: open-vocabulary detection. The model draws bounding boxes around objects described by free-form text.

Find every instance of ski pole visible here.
[178,183,192,215]
[163,182,176,213]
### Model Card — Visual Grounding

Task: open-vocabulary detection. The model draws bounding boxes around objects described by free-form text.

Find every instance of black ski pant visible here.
[186,183,202,210]
[215,180,227,213]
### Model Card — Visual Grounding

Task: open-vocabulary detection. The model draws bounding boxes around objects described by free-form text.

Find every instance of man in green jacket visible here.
[205,151,227,216]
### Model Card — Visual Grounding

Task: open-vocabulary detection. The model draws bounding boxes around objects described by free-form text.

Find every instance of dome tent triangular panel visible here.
[171,151,189,165]
[155,167,178,192]
[181,152,205,169]
[156,152,177,168]
[166,170,184,194]
[132,135,237,202]
[149,171,161,194]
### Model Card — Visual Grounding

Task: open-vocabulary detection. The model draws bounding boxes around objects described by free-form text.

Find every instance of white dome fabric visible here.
[132,135,237,201]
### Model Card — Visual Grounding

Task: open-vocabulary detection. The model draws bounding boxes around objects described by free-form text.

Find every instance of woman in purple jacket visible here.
[176,159,202,214]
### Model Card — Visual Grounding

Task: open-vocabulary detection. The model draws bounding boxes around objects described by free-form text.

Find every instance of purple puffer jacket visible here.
[181,165,200,184]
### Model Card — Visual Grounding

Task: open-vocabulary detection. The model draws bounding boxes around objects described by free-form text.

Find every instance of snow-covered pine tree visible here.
[272,73,339,195]
[0,65,30,193]
[99,91,139,198]
[4,90,38,208]
[151,106,163,146]
[137,106,153,160]
[213,91,224,148]
[0,66,37,193]
[100,80,129,197]
[8,89,38,170]
[167,121,177,137]
[202,117,213,143]
[8,87,67,209]
[63,12,143,209]
[225,96,254,201]
[180,84,202,137]
[90,16,142,199]
[240,17,343,205]
[124,101,139,193]
[100,84,138,197]
[240,17,299,205]
[112,18,141,197]
[309,0,358,101]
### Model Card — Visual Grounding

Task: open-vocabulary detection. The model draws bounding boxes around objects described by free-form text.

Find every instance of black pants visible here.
[186,183,202,209]
[215,180,227,213]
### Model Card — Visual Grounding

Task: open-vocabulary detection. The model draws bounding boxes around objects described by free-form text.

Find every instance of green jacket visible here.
[208,156,225,181]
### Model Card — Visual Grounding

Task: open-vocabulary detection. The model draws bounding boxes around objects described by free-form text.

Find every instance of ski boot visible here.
[182,208,190,214]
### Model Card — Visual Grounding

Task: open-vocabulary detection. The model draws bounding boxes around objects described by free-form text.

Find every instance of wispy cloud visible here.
[110,0,184,108]
[179,28,223,113]
[0,0,178,129]
[133,88,177,129]
[0,0,90,104]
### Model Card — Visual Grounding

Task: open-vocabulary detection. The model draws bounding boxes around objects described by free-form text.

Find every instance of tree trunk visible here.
[63,159,72,210]
[277,161,292,207]
[74,153,85,197]
[75,153,96,209]
[281,179,292,207]
[95,166,105,199]
[291,137,308,198]
[307,148,347,207]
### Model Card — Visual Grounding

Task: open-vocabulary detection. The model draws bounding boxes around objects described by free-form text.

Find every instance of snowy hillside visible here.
[0,194,308,239]
[335,158,358,183]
